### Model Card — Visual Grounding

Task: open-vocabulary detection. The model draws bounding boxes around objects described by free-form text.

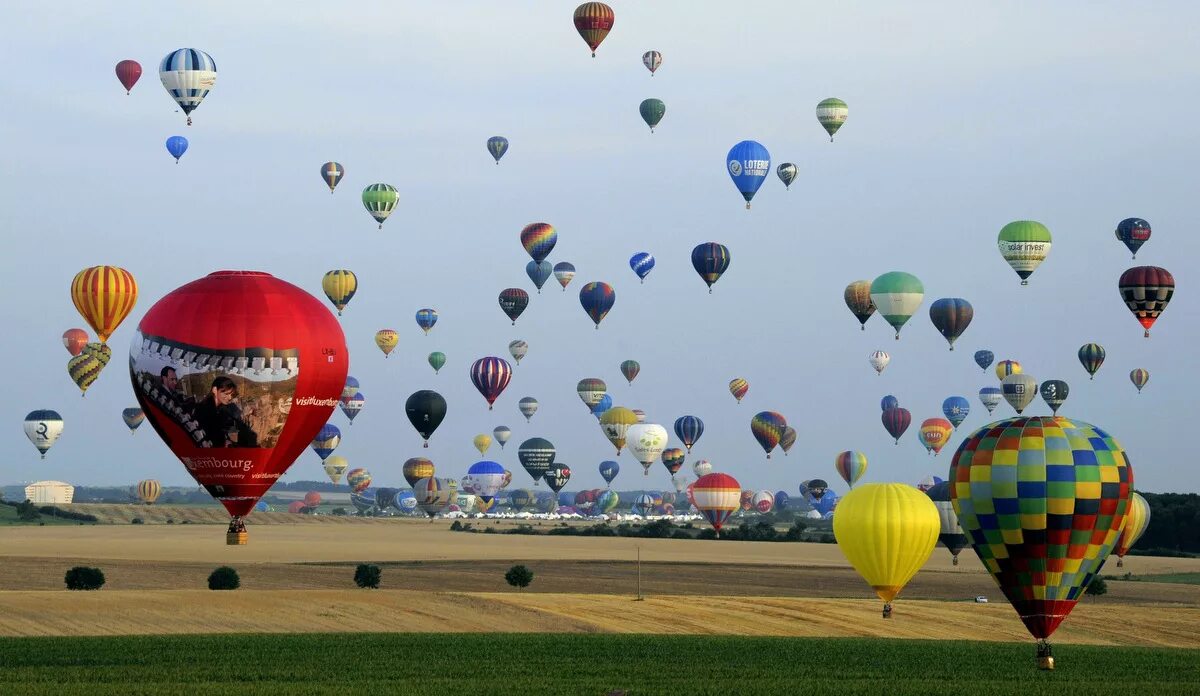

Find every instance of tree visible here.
[17,501,40,522]
[505,564,534,589]
[354,564,381,589]
[208,566,240,590]
[1085,576,1108,598]
[64,566,105,590]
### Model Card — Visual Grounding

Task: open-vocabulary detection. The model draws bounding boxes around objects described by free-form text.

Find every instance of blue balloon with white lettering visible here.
[629,252,655,283]
[165,135,188,162]
[599,460,619,486]
[590,393,612,420]
[726,140,770,208]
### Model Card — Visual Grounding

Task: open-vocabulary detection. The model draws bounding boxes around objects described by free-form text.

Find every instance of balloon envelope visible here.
[726,140,770,208]
[833,483,939,604]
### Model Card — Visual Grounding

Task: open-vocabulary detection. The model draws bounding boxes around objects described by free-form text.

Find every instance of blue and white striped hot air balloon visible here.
[159,48,216,126]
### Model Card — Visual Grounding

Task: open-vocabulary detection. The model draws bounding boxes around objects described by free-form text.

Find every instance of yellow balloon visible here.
[599,406,639,454]
[833,483,939,606]
[994,359,1022,382]
[1114,491,1151,566]
[473,434,492,456]
[374,329,399,357]
[321,270,358,316]
[323,455,349,484]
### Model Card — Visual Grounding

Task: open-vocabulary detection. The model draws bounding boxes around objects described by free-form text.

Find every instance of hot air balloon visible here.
[752,490,774,514]
[518,396,539,422]
[777,163,797,190]
[692,473,741,535]
[470,434,492,457]
[470,357,512,410]
[997,221,1052,286]
[320,162,344,193]
[751,411,787,458]
[869,272,923,339]
[691,242,730,293]
[868,351,890,376]
[121,407,145,433]
[929,298,973,350]
[321,270,357,316]
[135,479,161,505]
[834,451,867,488]
[159,48,216,125]
[834,483,938,617]
[1130,368,1150,393]
[517,437,555,485]
[302,491,322,509]
[519,223,557,263]
[978,387,1002,414]
[1077,343,1104,380]
[995,359,1021,381]
[115,59,141,94]
[627,423,668,476]
[951,416,1132,668]
[924,481,967,566]
[881,407,911,444]
[165,135,188,163]
[661,448,685,476]
[68,342,111,395]
[739,490,755,513]
[693,459,713,478]
[341,377,359,401]
[597,489,619,513]
[880,395,899,412]
[416,308,438,334]
[1002,374,1038,414]
[405,390,446,447]
[311,424,341,460]
[590,393,613,420]
[639,99,665,132]
[553,262,576,291]
[629,253,655,283]
[129,270,347,544]
[493,426,511,449]
[508,340,528,365]
[24,410,63,459]
[323,455,348,484]
[844,280,876,330]
[974,350,994,372]
[402,457,434,487]
[427,352,446,374]
[941,397,970,429]
[71,266,138,343]
[915,475,944,493]
[728,378,749,403]
[642,50,662,75]
[619,360,641,385]
[573,2,614,57]
[726,140,770,208]
[526,260,553,293]
[673,415,704,453]
[348,492,374,514]
[345,468,372,495]
[1039,380,1069,415]
[62,328,89,356]
[374,329,399,358]
[499,288,530,325]
[816,98,848,141]
[376,487,399,511]
[544,463,571,493]
[1114,492,1150,567]
[779,426,797,456]
[413,477,452,518]
[599,460,619,486]
[487,136,509,164]
[1119,266,1174,337]
[467,460,506,502]
[599,407,638,454]
[579,282,616,328]
[288,501,309,514]
[1115,218,1151,259]
[340,392,364,424]
[362,183,398,229]
[919,418,953,456]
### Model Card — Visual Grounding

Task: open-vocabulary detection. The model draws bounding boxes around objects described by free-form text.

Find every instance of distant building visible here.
[24,480,75,504]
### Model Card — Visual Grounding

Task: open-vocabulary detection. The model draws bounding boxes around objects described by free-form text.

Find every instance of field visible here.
[2,633,1198,695]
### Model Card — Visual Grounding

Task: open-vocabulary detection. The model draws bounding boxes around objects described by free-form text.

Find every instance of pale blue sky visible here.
[2,1,1196,494]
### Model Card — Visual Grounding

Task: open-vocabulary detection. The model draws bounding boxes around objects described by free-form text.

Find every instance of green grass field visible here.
[1110,572,1200,585]
[1,633,1197,695]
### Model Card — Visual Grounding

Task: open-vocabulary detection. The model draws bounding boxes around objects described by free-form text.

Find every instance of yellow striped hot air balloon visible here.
[70,266,138,343]
[136,479,162,504]
[599,406,639,454]
[1114,492,1151,567]
[321,270,357,316]
[833,483,940,617]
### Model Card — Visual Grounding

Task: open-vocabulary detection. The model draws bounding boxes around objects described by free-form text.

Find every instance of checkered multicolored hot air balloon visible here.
[71,266,138,344]
[950,416,1132,668]
[661,448,685,476]
[1119,266,1174,338]
[693,472,741,535]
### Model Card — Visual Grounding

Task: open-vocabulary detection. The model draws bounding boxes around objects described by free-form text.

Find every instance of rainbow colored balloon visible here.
[346,467,372,494]
[519,222,557,263]
[834,451,867,488]
[750,411,787,458]
[728,378,749,403]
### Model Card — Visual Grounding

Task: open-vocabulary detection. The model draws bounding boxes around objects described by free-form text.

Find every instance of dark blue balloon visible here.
[629,252,655,282]
[726,140,770,208]
[941,396,970,429]
[880,395,899,412]
[165,135,188,162]
[774,491,790,510]
[599,460,619,484]
[973,350,994,371]
[525,260,553,293]
[590,393,613,420]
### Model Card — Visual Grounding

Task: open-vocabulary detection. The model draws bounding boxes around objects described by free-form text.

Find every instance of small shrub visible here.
[505,564,534,589]
[483,526,497,534]
[208,566,240,590]
[181,520,191,524]
[131,517,144,525]
[332,507,347,516]
[166,519,175,524]
[449,520,464,531]
[64,566,105,591]
[820,534,836,543]
[671,530,692,540]
[354,564,381,589]
[1085,576,1108,598]
[17,501,40,521]
[697,529,718,540]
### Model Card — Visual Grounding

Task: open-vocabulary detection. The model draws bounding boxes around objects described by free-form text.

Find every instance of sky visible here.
[2,1,1197,495]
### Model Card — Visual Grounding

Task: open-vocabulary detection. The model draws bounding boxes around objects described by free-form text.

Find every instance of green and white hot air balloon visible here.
[869,272,924,339]
[362,183,399,229]
[816,98,848,141]
[997,221,1051,286]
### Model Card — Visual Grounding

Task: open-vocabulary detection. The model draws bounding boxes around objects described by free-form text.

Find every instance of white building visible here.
[24,480,74,504]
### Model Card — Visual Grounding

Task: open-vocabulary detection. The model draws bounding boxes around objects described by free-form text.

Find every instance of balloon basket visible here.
[1036,642,1054,671]
[226,531,247,546]
[881,603,893,619]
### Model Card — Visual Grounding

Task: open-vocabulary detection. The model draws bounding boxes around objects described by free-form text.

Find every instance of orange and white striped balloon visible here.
[70,266,138,343]
[692,472,741,534]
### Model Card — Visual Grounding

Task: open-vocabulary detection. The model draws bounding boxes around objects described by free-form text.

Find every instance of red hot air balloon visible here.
[470,357,513,410]
[303,491,322,507]
[129,271,347,545]
[115,60,142,94]
[1118,266,1174,338]
[62,328,89,356]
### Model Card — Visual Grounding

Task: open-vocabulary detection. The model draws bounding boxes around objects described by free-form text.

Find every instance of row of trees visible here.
[1134,493,1200,555]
